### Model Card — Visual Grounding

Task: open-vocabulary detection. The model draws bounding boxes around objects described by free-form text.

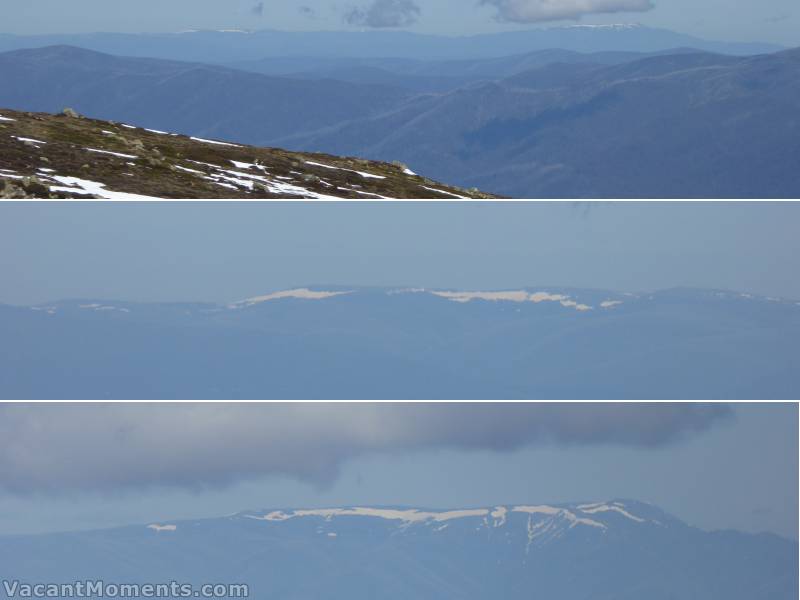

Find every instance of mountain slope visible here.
[282,48,800,198]
[1,287,797,398]
[226,48,702,93]
[0,500,795,600]
[0,45,410,146]
[0,108,493,199]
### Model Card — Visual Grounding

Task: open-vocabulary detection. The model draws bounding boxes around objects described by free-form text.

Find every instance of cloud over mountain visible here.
[480,0,654,23]
[0,403,731,494]
[345,0,421,27]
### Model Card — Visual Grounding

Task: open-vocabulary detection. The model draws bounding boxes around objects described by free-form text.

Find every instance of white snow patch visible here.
[433,290,531,303]
[420,186,468,199]
[85,148,138,159]
[304,160,385,180]
[121,124,137,129]
[491,506,508,527]
[430,290,593,311]
[578,503,645,523]
[403,167,417,176]
[249,507,489,524]
[0,114,15,122]
[230,160,266,171]
[175,165,206,175]
[190,136,242,147]
[13,136,46,145]
[145,128,169,135]
[513,505,606,529]
[600,300,623,308]
[231,288,352,308]
[147,524,177,532]
[49,175,162,200]
[560,299,593,311]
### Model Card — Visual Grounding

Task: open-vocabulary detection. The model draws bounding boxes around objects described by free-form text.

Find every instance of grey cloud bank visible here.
[345,0,422,28]
[480,0,654,23]
[0,404,731,494]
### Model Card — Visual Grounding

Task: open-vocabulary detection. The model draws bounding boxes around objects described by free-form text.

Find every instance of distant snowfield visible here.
[428,290,597,311]
[239,501,649,531]
[230,288,353,308]
[221,287,624,312]
[146,524,177,532]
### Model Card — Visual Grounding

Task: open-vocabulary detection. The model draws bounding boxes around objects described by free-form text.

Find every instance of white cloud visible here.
[480,0,655,23]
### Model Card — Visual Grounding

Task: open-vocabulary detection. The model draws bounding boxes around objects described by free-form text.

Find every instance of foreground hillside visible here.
[0,108,493,199]
[1,286,797,398]
[0,500,795,600]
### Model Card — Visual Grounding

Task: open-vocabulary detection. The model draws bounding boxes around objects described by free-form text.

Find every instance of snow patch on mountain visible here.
[12,136,46,146]
[513,505,606,529]
[47,175,162,200]
[304,160,386,180]
[230,288,353,308]
[431,290,594,311]
[85,148,138,159]
[147,524,177,532]
[190,137,242,147]
[578,502,646,522]
[600,300,623,308]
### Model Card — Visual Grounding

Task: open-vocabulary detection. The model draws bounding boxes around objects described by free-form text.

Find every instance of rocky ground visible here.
[0,108,497,199]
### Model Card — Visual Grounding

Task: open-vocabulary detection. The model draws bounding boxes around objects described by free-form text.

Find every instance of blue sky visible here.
[1,0,798,45]
[0,202,799,306]
[0,403,796,539]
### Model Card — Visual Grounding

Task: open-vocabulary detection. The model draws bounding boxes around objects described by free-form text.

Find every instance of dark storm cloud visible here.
[0,403,731,494]
[480,0,655,23]
[345,0,421,28]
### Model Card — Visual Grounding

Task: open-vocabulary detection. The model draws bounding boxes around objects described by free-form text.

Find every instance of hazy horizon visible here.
[1,0,798,46]
[1,202,798,306]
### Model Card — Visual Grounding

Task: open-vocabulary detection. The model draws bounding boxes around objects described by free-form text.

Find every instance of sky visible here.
[0,201,799,306]
[0,402,795,539]
[1,0,798,45]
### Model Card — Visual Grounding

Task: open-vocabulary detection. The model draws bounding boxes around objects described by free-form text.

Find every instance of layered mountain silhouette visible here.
[285,48,800,198]
[1,287,798,399]
[0,25,782,63]
[1,44,797,197]
[0,500,796,600]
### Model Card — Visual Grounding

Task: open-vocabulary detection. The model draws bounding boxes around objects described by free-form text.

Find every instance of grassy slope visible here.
[0,108,497,199]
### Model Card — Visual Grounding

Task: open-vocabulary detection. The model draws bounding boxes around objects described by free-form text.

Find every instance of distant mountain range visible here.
[0,500,795,600]
[1,287,798,399]
[0,25,783,63]
[1,43,797,197]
